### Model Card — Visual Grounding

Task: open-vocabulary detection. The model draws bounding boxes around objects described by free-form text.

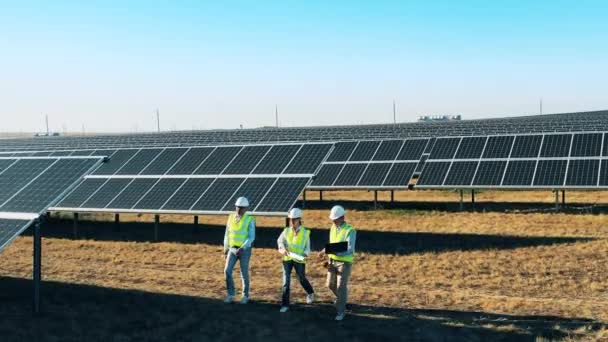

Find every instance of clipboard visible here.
[325,241,348,254]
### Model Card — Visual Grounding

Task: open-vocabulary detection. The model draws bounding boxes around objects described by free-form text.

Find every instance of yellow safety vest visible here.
[328,223,355,263]
[228,213,254,247]
[282,226,310,264]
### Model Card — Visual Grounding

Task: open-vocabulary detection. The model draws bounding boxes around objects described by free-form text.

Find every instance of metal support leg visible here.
[555,190,559,211]
[390,190,394,203]
[562,190,566,206]
[73,213,79,239]
[194,215,199,226]
[319,190,323,202]
[33,219,41,314]
[374,190,378,210]
[471,190,475,206]
[302,190,306,209]
[459,190,464,211]
[114,213,120,225]
[154,215,160,241]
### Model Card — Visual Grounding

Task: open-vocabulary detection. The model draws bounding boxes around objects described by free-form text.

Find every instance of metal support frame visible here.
[390,190,394,203]
[194,215,199,226]
[319,190,323,202]
[73,213,79,239]
[374,190,378,210]
[114,213,120,226]
[471,190,475,206]
[154,214,160,241]
[555,190,560,211]
[562,190,566,206]
[33,219,41,314]
[302,190,306,209]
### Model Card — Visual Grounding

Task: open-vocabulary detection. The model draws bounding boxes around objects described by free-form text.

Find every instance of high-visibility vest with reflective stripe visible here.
[328,223,354,263]
[228,213,254,247]
[282,226,310,264]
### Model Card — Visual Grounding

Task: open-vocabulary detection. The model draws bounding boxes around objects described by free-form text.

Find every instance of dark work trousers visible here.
[282,260,314,306]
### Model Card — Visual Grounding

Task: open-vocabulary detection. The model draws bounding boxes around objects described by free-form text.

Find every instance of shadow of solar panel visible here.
[570,133,602,157]
[140,148,188,175]
[473,161,507,186]
[56,178,107,208]
[195,146,242,175]
[540,134,572,158]
[326,142,357,162]
[601,160,608,186]
[0,159,55,204]
[533,160,568,186]
[133,178,187,210]
[416,161,450,186]
[455,137,486,159]
[93,149,138,175]
[429,138,461,159]
[167,147,214,175]
[565,159,599,186]
[502,160,536,186]
[162,178,214,210]
[444,161,479,186]
[349,141,380,161]
[222,178,276,211]
[80,178,133,208]
[284,144,332,174]
[311,164,343,186]
[222,145,270,175]
[383,162,416,186]
[255,178,309,213]
[0,159,99,213]
[191,178,245,211]
[253,145,301,174]
[334,163,367,186]
[116,148,163,175]
[106,179,158,209]
[397,139,428,160]
[510,135,542,158]
[372,140,403,161]
[358,163,392,186]
[0,219,31,252]
[482,136,514,158]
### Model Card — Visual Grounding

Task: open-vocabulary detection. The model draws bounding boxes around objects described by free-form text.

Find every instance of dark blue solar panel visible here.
[570,133,602,157]
[428,138,461,160]
[540,134,572,158]
[510,135,542,158]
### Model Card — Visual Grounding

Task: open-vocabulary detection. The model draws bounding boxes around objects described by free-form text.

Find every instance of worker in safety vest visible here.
[277,208,315,313]
[223,196,255,304]
[323,205,356,321]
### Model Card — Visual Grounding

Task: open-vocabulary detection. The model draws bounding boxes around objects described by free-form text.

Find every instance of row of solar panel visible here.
[325,139,431,162]
[6,143,333,176]
[54,176,310,213]
[0,218,32,253]
[0,158,102,213]
[428,133,608,160]
[417,159,608,188]
[309,162,418,188]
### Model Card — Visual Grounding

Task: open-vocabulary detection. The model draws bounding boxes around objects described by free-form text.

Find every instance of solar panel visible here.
[51,143,332,215]
[539,134,572,158]
[533,160,568,186]
[255,178,310,213]
[417,162,451,186]
[333,164,367,186]
[482,136,514,159]
[502,160,536,186]
[443,161,479,186]
[349,141,381,161]
[0,219,33,254]
[358,163,392,186]
[565,159,599,186]
[571,133,602,157]
[429,137,460,159]
[326,142,357,162]
[455,137,486,159]
[383,163,417,186]
[510,135,542,158]
[472,161,507,186]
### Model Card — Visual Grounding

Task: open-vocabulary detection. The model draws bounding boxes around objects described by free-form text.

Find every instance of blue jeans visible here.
[224,248,252,297]
[282,260,314,306]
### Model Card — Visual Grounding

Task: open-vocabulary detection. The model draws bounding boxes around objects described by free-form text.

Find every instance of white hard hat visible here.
[235,197,249,208]
[288,208,302,219]
[329,205,345,220]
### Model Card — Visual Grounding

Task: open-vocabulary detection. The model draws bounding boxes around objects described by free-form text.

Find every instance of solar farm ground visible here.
[1,190,608,341]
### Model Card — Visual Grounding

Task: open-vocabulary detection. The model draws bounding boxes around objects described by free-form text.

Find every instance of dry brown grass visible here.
[1,190,608,341]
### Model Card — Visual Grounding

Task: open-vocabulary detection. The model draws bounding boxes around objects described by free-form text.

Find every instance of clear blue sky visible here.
[1,0,607,133]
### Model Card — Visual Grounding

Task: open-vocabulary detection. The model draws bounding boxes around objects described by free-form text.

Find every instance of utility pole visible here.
[156,108,160,133]
[275,105,279,128]
[45,114,49,136]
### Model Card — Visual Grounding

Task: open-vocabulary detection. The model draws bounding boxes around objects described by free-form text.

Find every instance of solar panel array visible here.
[50,143,333,215]
[416,132,608,189]
[308,138,431,189]
[0,156,103,254]
[1,110,607,152]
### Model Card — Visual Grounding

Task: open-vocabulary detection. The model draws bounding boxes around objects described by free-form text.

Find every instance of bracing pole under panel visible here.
[374,190,378,210]
[154,215,160,241]
[73,213,79,239]
[33,219,41,314]
[459,190,464,211]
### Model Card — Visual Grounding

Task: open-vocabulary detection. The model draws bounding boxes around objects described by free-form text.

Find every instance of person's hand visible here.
[279,248,289,257]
